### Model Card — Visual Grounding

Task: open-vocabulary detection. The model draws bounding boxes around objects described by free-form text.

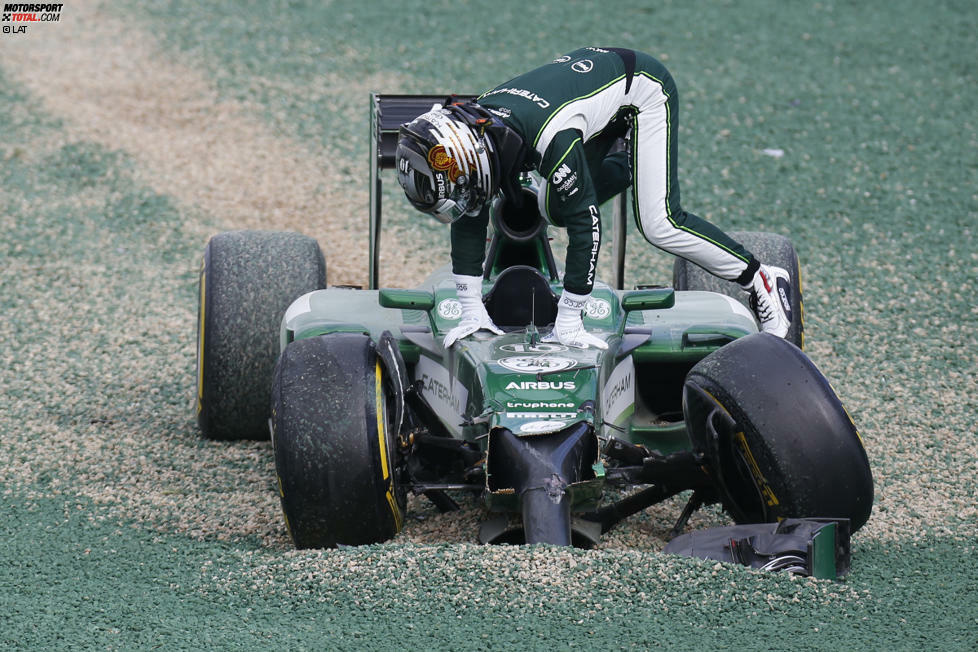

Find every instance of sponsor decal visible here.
[506,401,574,410]
[586,205,600,286]
[506,380,576,391]
[572,59,594,74]
[584,298,611,320]
[506,412,577,420]
[602,356,634,425]
[437,298,462,320]
[499,343,568,353]
[481,87,550,109]
[416,356,468,430]
[506,401,575,409]
[427,144,471,184]
[552,164,572,185]
[777,277,793,321]
[557,173,578,195]
[560,294,588,310]
[488,106,511,118]
[498,355,576,374]
[585,46,610,54]
[434,171,447,199]
[551,162,579,199]
[519,420,568,434]
[553,55,572,63]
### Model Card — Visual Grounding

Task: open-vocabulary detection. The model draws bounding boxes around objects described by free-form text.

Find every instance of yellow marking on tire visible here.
[375,361,390,481]
[700,388,733,420]
[282,510,293,541]
[796,253,805,351]
[375,361,403,531]
[734,431,780,507]
[826,378,865,447]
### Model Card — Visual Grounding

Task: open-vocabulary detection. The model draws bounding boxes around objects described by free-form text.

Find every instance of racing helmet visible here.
[395,104,498,224]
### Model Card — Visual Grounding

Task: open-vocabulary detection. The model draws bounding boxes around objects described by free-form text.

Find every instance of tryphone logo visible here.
[2,3,63,35]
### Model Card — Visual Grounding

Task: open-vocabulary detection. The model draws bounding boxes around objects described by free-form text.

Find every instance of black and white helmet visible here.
[396,103,498,224]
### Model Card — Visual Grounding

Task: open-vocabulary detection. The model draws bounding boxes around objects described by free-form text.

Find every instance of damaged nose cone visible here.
[486,422,598,546]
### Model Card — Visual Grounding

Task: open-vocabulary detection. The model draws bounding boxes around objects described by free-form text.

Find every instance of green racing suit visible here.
[451,47,759,295]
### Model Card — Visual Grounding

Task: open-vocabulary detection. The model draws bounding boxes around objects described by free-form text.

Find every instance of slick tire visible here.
[271,333,405,549]
[673,231,804,349]
[196,230,326,440]
[683,333,873,532]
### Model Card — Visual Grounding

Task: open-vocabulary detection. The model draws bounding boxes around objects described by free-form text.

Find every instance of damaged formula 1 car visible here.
[194,95,873,561]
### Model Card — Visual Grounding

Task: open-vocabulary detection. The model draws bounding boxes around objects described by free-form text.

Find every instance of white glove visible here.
[443,274,503,348]
[543,290,608,350]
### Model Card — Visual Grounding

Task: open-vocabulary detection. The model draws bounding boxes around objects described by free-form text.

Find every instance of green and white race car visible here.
[194,94,873,555]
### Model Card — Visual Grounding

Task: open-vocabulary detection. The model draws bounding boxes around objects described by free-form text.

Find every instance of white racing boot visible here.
[741,264,792,338]
[543,290,609,350]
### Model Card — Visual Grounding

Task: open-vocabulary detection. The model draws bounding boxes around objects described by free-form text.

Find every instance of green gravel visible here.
[2,0,976,648]
[2,494,975,649]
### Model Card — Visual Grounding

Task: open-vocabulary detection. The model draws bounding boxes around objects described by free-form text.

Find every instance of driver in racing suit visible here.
[395,47,792,349]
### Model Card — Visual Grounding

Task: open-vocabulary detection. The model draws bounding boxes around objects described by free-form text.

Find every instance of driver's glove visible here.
[443,274,503,348]
[543,290,609,350]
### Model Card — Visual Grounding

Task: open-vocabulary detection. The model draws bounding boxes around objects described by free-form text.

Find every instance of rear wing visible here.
[368,93,628,290]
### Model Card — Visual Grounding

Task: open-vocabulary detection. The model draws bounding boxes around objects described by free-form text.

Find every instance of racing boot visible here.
[543,290,608,350]
[741,264,792,338]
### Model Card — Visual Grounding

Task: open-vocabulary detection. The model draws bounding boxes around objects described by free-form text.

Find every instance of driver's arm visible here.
[538,130,601,295]
[450,204,491,276]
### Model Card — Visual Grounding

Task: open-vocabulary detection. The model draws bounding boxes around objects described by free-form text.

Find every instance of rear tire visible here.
[271,333,405,549]
[196,230,326,440]
[673,231,804,349]
[683,333,873,532]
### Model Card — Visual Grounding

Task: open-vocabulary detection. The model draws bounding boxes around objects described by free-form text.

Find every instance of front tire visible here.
[673,231,804,349]
[683,333,873,532]
[196,230,326,440]
[271,333,405,549]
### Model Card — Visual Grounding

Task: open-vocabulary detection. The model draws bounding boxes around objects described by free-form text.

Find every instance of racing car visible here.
[194,94,873,551]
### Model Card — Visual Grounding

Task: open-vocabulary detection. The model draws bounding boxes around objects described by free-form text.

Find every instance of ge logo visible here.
[585,298,611,320]
[572,59,594,74]
[437,299,463,320]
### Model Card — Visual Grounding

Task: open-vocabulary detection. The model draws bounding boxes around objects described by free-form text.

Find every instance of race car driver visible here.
[395,47,793,349]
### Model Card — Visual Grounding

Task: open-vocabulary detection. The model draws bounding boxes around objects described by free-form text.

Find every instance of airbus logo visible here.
[506,381,577,391]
